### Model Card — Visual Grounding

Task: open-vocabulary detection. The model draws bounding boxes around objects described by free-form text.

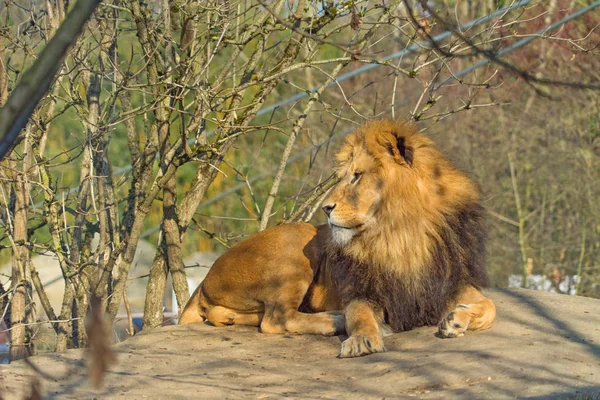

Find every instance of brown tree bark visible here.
[9,145,34,360]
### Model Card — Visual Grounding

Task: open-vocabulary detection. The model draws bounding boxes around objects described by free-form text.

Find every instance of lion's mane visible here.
[327,121,489,332]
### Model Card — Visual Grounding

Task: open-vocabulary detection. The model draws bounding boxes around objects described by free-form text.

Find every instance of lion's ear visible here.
[386,135,414,166]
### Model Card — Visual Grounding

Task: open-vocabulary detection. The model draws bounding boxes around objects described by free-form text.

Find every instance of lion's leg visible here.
[179,285,264,327]
[437,285,496,338]
[262,309,344,336]
[179,285,206,325]
[339,299,386,358]
[260,282,345,336]
[206,306,263,327]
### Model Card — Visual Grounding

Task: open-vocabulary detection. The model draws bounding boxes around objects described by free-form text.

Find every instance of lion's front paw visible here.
[437,304,471,339]
[339,333,385,358]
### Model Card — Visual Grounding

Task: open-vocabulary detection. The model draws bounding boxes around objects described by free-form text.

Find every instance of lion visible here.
[179,119,496,358]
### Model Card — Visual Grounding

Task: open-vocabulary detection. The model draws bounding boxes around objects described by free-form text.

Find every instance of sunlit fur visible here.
[328,225,356,246]
[179,119,494,355]
[327,120,478,276]
[323,120,489,331]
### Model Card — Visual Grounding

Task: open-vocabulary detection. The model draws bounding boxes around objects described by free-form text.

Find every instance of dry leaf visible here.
[24,379,41,400]
[85,295,117,388]
[351,6,361,31]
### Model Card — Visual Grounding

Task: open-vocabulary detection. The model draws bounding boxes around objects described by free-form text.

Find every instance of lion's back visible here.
[200,222,320,307]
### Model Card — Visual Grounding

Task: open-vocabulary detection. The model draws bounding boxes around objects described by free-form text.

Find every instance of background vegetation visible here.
[0,0,598,361]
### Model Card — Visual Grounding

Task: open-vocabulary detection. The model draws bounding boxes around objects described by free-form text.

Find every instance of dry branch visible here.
[0,0,102,160]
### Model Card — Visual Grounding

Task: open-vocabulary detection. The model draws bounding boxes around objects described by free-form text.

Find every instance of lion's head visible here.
[323,120,481,275]
[322,120,488,331]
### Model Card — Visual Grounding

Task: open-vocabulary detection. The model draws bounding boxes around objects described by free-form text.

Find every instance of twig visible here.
[0,0,103,160]
[123,290,134,337]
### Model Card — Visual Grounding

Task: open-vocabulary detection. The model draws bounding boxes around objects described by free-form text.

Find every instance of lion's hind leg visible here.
[259,281,345,336]
[179,284,263,327]
[179,285,206,325]
[206,306,263,327]
[261,308,344,336]
[437,286,496,339]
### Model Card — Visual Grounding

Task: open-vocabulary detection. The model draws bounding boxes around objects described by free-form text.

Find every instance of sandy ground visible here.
[1,288,599,399]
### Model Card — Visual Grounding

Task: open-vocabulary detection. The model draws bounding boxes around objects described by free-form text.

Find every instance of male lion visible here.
[179,120,496,358]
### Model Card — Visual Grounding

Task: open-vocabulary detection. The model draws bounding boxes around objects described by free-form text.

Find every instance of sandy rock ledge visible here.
[1,288,599,399]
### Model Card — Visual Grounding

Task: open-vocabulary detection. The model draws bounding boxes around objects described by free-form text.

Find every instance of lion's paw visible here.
[339,333,385,358]
[437,304,471,339]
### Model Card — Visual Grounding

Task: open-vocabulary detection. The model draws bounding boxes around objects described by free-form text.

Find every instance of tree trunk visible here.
[142,247,169,329]
[9,156,33,360]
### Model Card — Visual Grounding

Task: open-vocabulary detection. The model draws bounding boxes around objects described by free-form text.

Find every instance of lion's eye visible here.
[351,172,362,184]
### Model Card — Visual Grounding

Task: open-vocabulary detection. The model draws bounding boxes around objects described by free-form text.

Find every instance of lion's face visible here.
[322,121,417,247]
[322,148,384,246]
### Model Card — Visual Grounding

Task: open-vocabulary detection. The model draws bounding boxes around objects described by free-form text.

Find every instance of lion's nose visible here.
[322,203,336,217]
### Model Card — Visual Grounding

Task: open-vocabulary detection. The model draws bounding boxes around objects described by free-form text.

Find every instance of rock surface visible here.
[1,288,600,399]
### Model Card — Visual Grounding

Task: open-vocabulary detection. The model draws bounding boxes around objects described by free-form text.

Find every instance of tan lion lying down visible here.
[180,120,496,358]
